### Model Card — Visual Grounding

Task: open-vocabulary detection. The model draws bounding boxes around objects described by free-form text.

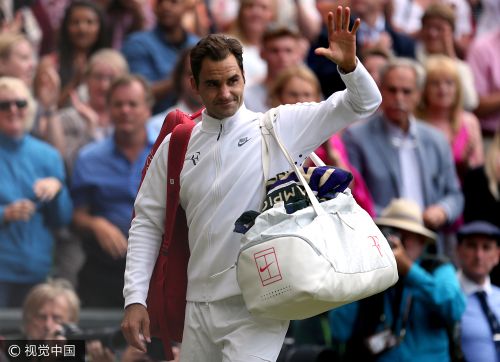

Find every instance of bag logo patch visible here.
[369,236,383,257]
[254,248,282,286]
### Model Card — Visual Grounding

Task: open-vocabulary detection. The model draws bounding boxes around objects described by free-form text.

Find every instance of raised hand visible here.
[314,6,360,72]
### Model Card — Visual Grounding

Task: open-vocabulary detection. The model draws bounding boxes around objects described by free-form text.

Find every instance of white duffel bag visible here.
[235,113,399,321]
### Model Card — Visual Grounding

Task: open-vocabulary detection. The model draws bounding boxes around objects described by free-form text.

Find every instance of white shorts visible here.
[179,295,289,362]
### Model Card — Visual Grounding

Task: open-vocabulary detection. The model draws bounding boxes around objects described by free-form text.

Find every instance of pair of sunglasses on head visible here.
[0,99,28,111]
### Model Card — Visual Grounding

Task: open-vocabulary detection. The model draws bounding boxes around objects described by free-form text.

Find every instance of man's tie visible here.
[476,290,500,359]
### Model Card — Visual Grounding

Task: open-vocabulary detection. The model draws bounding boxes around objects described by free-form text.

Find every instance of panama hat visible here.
[375,199,437,243]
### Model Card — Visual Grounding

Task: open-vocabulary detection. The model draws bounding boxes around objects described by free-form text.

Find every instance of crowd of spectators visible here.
[0,0,499,361]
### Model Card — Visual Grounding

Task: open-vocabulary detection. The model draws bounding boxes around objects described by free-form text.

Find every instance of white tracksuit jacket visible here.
[124,61,382,306]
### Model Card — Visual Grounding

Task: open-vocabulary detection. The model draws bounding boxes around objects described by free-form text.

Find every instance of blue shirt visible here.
[459,272,500,362]
[0,133,73,283]
[121,26,199,113]
[71,135,153,237]
[329,260,466,361]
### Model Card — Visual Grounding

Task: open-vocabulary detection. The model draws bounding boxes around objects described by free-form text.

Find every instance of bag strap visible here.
[260,109,326,217]
[162,123,195,250]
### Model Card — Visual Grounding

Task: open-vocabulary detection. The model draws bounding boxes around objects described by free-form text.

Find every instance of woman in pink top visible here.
[416,54,484,184]
[269,64,376,217]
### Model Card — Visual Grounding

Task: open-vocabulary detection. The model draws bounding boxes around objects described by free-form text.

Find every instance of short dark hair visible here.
[107,74,154,108]
[262,26,301,45]
[190,34,244,86]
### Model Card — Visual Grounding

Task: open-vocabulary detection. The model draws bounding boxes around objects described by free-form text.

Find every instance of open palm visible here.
[314,6,360,72]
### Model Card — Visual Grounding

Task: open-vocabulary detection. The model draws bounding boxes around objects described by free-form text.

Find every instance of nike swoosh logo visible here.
[238,137,251,147]
[259,262,274,272]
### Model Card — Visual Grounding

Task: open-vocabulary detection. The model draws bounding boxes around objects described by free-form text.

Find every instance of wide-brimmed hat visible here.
[375,199,437,243]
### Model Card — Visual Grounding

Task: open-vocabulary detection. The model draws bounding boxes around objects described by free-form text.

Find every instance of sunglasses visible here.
[0,99,28,111]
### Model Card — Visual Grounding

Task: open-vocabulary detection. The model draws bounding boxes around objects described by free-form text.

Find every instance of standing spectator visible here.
[30,0,72,56]
[36,0,109,108]
[0,32,65,156]
[467,28,500,138]
[463,129,500,286]
[463,129,500,228]
[457,221,500,362]
[342,57,464,254]
[308,0,415,98]
[0,76,72,307]
[0,32,36,88]
[416,54,483,183]
[52,48,129,287]
[329,198,465,362]
[146,47,203,141]
[244,27,304,113]
[416,3,478,112]
[93,0,156,50]
[225,0,276,87]
[71,74,153,307]
[121,0,199,114]
[361,46,392,89]
[58,48,130,177]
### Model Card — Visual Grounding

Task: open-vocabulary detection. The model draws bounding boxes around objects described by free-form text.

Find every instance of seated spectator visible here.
[343,57,464,257]
[329,198,466,361]
[416,3,478,112]
[19,279,165,362]
[121,0,199,114]
[416,54,483,183]
[268,64,376,216]
[457,221,500,362]
[22,279,80,340]
[71,75,153,307]
[0,76,72,308]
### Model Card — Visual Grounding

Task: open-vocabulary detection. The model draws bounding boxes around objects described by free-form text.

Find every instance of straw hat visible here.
[375,199,437,243]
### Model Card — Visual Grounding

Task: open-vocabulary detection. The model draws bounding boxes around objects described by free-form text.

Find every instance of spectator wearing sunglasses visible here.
[0,76,72,308]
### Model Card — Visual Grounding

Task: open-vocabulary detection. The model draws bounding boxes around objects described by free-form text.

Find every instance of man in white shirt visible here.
[121,6,382,362]
[457,221,500,362]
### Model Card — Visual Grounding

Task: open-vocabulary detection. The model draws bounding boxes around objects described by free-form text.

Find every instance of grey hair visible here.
[379,57,426,90]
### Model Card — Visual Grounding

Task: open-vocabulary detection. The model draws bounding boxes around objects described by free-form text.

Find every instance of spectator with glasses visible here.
[0,76,72,308]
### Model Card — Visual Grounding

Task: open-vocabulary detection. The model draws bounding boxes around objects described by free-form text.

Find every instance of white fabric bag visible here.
[235,111,398,320]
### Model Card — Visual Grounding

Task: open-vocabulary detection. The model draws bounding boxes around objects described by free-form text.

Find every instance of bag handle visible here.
[260,110,326,217]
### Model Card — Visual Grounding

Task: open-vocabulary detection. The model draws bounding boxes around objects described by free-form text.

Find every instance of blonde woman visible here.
[416,54,484,183]
[269,64,376,217]
[0,77,72,307]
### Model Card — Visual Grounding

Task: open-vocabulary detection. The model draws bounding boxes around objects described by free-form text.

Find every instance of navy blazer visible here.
[342,114,463,222]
